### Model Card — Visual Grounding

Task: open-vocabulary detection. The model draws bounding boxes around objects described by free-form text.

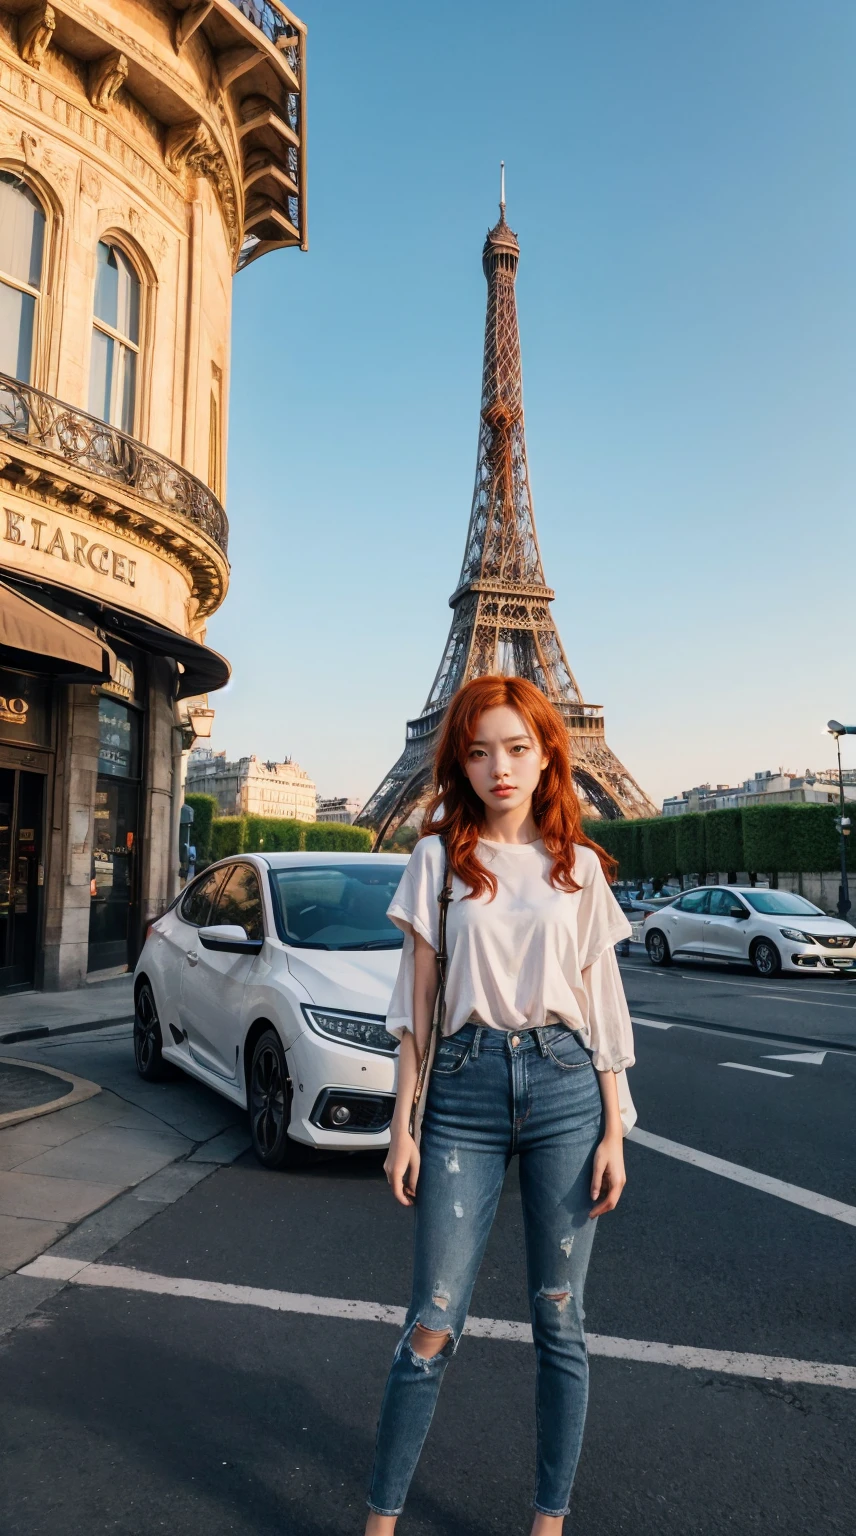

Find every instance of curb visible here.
[0,1058,101,1128]
[0,1014,135,1047]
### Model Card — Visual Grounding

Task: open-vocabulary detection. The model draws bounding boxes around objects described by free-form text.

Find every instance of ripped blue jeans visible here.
[368,1021,604,1518]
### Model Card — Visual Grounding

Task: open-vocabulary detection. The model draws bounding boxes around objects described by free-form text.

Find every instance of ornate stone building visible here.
[187,749,316,821]
[0,0,306,992]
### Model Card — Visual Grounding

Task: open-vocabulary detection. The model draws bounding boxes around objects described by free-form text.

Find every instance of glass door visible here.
[88,696,141,974]
[0,766,45,993]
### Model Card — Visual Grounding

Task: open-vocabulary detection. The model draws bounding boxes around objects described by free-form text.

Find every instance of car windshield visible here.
[270,864,405,949]
[743,891,824,916]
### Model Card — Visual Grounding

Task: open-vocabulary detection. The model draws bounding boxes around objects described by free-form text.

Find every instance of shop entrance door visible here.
[0,767,45,992]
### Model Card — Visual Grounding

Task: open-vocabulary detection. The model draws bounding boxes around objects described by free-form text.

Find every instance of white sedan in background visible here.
[643,885,856,977]
[133,852,408,1167]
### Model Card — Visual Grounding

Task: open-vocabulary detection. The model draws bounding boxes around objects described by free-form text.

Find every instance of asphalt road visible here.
[1,958,855,1535]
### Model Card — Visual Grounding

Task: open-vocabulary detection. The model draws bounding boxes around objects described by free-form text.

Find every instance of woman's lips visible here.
[491,785,514,797]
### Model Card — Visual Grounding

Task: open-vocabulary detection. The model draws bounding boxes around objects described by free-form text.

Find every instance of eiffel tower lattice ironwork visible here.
[358,175,656,845]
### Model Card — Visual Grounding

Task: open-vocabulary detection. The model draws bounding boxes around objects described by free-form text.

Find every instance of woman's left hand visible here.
[589,1133,626,1217]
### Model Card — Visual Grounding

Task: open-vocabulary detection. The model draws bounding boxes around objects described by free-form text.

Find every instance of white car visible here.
[643,885,856,977]
[133,852,409,1167]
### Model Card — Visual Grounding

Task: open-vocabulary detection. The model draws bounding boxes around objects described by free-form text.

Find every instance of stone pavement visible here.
[0,1007,251,1280]
[0,973,135,1043]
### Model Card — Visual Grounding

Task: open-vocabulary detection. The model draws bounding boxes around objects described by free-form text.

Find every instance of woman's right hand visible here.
[384,1128,420,1206]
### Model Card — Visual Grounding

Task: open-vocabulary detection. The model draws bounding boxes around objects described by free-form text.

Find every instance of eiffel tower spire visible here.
[358,183,656,844]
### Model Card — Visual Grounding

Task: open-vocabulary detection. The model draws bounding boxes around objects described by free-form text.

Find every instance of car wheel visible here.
[249,1029,300,1169]
[751,938,781,978]
[134,980,169,1081]
[646,929,672,967]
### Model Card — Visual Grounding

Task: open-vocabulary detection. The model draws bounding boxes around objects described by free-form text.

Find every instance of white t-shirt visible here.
[386,834,636,1131]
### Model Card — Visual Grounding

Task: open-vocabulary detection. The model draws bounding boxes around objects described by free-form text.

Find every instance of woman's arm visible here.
[589,1067,627,1218]
[384,931,439,1207]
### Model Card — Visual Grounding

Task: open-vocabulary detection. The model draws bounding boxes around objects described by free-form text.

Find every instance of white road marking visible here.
[628,1127,856,1227]
[626,966,856,1011]
[16,1256,856,1391]
[719,1062,793,1078]
[631,1017,674,1030]
[763,1051,828,1065]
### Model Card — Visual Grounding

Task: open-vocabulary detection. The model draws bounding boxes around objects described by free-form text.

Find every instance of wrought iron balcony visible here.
[0,374,228,556]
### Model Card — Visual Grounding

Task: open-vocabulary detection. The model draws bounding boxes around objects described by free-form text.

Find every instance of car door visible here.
[667,888,711,954]
[156,866,229,1031]
[179,861,265,1080]
[704,888,751,960]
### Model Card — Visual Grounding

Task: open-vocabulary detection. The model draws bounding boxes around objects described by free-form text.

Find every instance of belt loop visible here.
[533,1026,548,1057]
[471,1026,483,1059]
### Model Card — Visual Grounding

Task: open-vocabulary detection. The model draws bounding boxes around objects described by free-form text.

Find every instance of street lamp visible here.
[826,721,856,921]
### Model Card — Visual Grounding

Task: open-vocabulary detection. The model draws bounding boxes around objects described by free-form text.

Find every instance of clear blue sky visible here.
[206,0,855,807]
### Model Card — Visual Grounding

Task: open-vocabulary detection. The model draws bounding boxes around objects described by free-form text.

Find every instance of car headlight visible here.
[301,1005,398,1054]
[780,928,812,943]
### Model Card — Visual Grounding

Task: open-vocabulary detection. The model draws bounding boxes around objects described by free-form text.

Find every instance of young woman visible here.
[365,675,635,1534]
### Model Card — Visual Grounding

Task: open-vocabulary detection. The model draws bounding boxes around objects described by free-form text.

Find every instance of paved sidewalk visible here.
[0,974,135,1043]
[0,1018,251,1278]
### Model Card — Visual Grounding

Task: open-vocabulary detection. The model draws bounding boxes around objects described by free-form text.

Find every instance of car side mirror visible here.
[730,907,748,920]
[198,923,263,955]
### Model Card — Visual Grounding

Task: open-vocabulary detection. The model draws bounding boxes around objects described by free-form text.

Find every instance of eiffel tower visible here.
[358,173,656,845]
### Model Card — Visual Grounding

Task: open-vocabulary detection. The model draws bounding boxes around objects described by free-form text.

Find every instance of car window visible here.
[677,889,710,914]
[709,889,747,918]
[180,868,227,927]
[210,863,264,940]
[743,890,824,916]
[270,863,406,949]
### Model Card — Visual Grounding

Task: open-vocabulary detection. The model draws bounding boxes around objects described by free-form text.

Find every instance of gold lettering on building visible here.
[1,509,137,587]
[0,697,29,726]
[4,510,24,544]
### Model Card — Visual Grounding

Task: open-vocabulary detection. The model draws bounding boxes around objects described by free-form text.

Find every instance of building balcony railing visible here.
[0,374,228,556]
[228,0,301,51]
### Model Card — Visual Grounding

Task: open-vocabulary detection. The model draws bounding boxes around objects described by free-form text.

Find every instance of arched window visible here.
[88,240,140,433]
[0,171,46,385]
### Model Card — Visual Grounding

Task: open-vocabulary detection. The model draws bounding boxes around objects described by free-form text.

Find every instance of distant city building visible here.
[662,769,839,817]
[316,796,363,824]
[187,752,317,822]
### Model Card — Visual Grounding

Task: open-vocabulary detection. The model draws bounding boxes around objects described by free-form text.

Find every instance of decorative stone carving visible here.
[89,52,129,113]
[80,163,102,201]
[19,3,55,70]
[165,119,241,262]
[128,206,168,267]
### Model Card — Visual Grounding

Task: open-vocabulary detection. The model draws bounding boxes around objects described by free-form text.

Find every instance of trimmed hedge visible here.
[184,794,217,862]
[209,814,372,858]
[583,799,856,884]
[703,808,744,877]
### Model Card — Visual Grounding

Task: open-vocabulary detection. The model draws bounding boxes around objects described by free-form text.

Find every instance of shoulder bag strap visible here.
[408,845,453,1139]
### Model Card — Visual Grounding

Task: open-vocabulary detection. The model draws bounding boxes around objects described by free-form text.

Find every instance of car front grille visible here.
[816,935,854,948]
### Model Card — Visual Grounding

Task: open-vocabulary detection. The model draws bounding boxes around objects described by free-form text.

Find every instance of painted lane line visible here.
[625,968,856,1011]
[719,1062,792,1078]
[763,1051,828,1065]
[631,1017,673,1030]
[16,1257,856,1391]
[628,1127,856,1227]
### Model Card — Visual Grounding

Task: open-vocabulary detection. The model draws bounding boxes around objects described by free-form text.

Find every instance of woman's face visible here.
[463,705,549,814]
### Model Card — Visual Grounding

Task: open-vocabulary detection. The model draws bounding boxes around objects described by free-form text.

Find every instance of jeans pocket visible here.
[544,1032,592,1072]
[431,1041,472,1076]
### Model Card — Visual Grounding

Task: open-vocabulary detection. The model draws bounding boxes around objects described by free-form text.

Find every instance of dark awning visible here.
[0,580,114,680]
[0,575,229,699]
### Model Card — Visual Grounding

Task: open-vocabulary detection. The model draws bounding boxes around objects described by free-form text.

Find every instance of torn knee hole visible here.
[538,1287,572,1312]
[411,1322,453,1359]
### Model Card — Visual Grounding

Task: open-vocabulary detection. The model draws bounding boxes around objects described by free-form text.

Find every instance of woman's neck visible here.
[480,802,541,845]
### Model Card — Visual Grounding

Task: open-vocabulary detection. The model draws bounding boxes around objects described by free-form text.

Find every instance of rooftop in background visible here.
[662,768,848,816]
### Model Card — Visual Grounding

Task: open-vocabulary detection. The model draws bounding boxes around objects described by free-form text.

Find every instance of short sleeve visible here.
[575,848,632,969]
[385,837,444,1039]
[386,836,443,950]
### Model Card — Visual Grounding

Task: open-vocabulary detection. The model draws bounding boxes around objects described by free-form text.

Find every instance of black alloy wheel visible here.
[752,938,782,978]
[249,1029,297,1169]
[134,981,168,1081]
[646,929,672,967]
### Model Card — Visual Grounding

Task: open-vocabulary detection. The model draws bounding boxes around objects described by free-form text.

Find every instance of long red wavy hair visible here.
[422,675,617,900]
